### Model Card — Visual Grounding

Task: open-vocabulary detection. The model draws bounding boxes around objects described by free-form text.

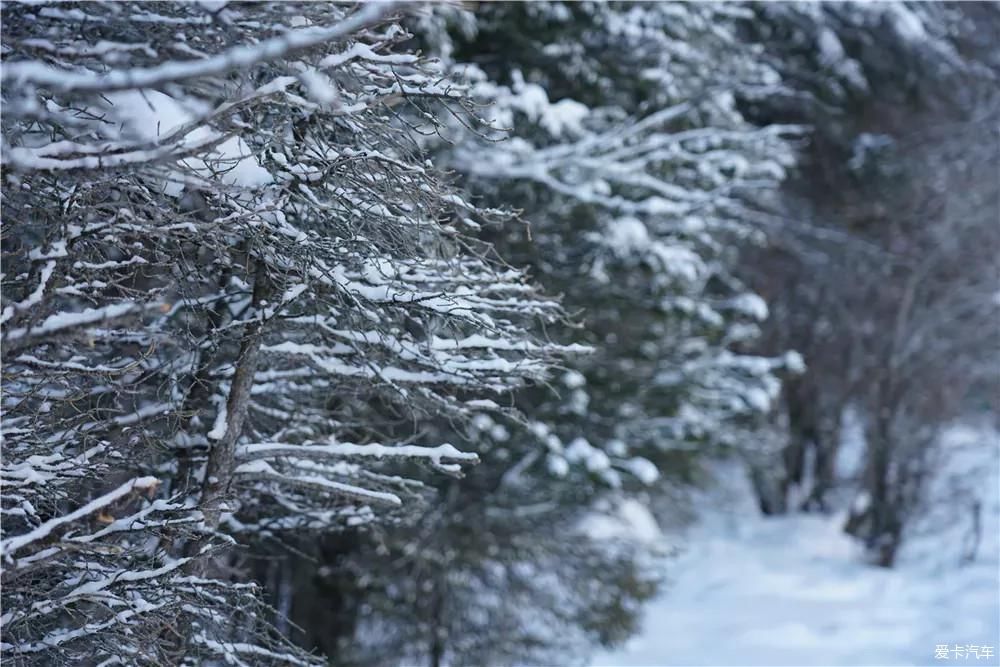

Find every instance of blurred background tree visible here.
[738,1,1000,566]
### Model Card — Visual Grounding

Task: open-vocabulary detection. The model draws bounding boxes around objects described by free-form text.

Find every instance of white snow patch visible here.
[103,89,272,196]
[592,423,1000,667]
[583,498,663,546]
[563,369,587,389]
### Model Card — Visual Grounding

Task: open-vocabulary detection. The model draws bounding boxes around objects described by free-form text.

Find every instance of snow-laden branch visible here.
[0,477,158,559]
[236,440,478,465]
[1,3,394,93]
[234,460,403,506]
[2,301,162,342]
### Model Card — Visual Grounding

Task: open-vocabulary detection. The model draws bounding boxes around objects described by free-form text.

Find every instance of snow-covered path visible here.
[592,424,1000,667]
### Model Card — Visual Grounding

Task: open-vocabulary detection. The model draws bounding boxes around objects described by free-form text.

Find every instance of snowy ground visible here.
[592,422,1000,667]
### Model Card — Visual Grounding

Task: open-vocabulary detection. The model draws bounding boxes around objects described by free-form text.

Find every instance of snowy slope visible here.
[592,422,1000,667]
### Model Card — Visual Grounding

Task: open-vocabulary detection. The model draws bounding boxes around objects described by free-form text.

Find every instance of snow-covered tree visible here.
[440,1,804,480]
[284,4,810,665]
[1,2,572,663]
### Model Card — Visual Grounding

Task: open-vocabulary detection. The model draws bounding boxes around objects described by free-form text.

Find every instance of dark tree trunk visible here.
[429,582,445,667]
[197,260,272,559]
[845,403,903,568]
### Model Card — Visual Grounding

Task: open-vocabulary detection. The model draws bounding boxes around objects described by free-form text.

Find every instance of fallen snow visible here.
[583,497,664,546]
[103,89,272,196]
[592,422,1000,667]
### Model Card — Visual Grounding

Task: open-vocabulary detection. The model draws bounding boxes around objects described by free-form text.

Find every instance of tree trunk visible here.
[429,582,445,667]
[845,405,902,568]
[801,406,841,512]
[198,260,272,550]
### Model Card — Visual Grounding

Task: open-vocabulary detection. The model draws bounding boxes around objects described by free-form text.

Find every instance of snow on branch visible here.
[1,3,395,93]
[236,440,479,466]
[0,477,158,558]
